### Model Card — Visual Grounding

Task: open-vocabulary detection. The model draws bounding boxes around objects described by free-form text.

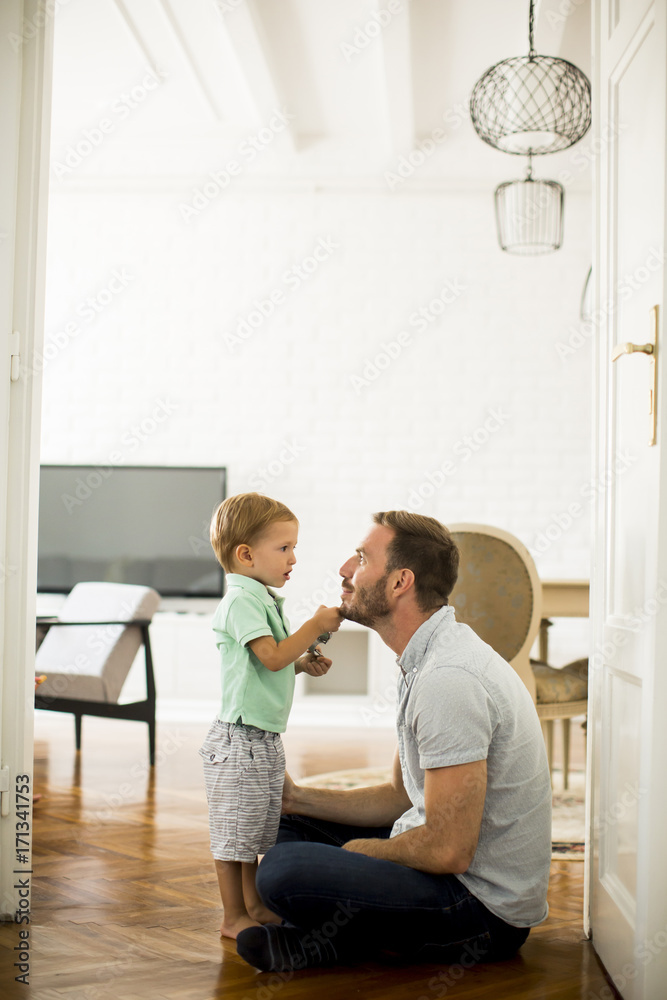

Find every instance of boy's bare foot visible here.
[247,903,282,925]
[220,914,261,940]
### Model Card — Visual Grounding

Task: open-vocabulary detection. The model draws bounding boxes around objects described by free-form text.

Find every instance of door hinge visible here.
[0,766,9,817]
[9,330,20,382]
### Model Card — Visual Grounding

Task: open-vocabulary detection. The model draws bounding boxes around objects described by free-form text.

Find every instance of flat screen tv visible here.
[37,465,226,598]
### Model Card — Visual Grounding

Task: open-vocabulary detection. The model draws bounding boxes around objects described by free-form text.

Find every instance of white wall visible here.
[40,184,592,663]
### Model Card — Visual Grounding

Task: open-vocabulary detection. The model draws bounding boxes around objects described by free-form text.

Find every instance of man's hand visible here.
[342,838,385,857]
[340,759,488,875]
[279,748,410,829]
[296,652,332,677]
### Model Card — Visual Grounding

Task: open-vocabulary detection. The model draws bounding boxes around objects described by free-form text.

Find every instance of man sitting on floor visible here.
[236,511,552,972]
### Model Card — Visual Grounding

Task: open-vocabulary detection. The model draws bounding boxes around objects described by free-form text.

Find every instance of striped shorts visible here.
[199,719,285,862]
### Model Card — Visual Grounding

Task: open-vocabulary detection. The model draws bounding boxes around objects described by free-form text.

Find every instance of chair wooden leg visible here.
[149,720,156,767]
[75,714,82,751]
[562,718,571,791]
[541,720,554,785]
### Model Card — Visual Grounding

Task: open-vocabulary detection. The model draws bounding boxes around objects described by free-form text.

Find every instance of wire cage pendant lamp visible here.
[495,154,564,255]
[470,0,591,156]
[469,0,591,254]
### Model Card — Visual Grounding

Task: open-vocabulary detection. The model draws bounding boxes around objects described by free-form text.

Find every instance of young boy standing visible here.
[200,492,341,939]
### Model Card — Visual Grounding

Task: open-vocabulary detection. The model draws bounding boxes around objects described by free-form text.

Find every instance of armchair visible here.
[447,523,588,788]
[35,582,161,764]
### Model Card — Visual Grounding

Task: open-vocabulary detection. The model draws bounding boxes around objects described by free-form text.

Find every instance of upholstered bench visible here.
[531,658,588,789]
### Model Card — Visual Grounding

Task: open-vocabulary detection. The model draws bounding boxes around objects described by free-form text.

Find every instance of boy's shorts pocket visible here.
[198,744,230,765]
[198,719,234,765]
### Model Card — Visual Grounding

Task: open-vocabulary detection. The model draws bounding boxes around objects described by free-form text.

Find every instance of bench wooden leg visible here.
[562,718,571,791]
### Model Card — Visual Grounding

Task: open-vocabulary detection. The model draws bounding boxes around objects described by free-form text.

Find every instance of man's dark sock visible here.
[236,923,338,972]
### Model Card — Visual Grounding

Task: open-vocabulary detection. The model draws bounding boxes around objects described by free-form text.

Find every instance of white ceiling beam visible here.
[155,0,226,124]
[214,0,295,150]
[375,0,414,154]
[110,0,160,75]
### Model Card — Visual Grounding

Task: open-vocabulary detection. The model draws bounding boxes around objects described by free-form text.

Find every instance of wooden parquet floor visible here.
[0,716,616,1000]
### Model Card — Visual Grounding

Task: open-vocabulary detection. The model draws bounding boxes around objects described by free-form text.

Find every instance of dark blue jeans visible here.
[255,814,530,966]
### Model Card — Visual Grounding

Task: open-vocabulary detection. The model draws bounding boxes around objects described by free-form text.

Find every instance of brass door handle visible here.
[611,341,654,361]
[610,306,658,446]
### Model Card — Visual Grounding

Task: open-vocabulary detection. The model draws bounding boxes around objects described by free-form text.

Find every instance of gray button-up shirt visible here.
[392,606,551,927]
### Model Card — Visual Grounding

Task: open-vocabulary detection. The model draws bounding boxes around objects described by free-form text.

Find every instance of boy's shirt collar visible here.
[225,572,285,608]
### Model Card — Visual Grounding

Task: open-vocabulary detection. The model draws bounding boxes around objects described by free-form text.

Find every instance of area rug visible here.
[301,767,586,860]
[550,770,586,859]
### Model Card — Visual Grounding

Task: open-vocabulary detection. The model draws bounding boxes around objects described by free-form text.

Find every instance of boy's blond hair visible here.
[210,493,297,572]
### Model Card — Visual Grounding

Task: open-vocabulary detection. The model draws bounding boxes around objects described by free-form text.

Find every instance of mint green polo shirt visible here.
[212,573,295,733]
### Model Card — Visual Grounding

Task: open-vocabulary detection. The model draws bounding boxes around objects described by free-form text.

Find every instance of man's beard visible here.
[340,573,391,628]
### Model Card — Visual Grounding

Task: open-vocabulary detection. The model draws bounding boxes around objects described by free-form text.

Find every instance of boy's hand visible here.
[314,605,342,634]
[298,652,332,677]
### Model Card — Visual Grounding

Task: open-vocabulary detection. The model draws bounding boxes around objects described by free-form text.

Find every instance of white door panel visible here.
[591,2,667,997]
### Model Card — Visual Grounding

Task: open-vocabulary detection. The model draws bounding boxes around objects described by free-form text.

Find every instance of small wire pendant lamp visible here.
[494,154,564,254]
[469,0,591,254]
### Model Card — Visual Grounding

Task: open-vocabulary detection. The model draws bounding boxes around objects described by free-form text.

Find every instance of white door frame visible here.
[0,0,52,923]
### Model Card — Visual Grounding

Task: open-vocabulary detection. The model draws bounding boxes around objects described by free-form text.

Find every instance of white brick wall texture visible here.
[41,186,593,663]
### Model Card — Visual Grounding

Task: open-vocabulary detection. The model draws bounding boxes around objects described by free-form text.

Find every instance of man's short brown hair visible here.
[373,510,459,611]
[210,493,297,572]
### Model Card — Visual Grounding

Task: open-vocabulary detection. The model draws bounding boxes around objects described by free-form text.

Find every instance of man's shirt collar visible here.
[397,605,455,680]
